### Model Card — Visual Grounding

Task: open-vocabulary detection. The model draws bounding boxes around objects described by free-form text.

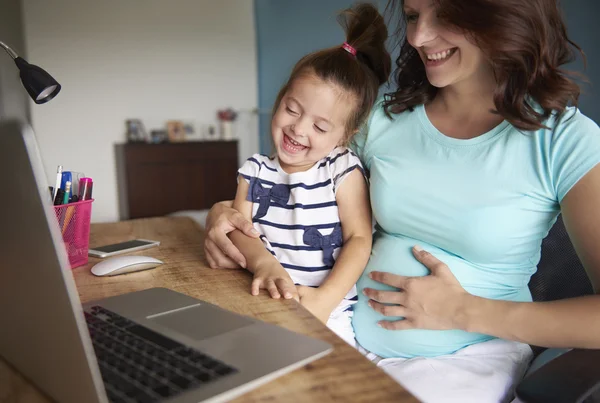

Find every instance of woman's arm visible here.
[366,165,600,349]
[461,163,600,347]
[299,170,372,321]
[204,200,259,269]
[228,179,298,300]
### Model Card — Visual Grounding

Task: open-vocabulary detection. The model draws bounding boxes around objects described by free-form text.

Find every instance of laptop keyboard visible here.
[85,305,238,403]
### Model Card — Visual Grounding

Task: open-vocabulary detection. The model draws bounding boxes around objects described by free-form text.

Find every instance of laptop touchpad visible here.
[149,305,254,341]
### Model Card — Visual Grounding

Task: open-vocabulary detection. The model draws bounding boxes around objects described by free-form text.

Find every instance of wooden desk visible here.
[0,217,416,403]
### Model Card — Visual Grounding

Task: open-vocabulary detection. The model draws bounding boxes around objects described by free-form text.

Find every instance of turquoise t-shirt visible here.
[351,101,600,358]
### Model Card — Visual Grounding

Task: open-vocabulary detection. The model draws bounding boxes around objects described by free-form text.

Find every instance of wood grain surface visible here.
[1,217,417,403]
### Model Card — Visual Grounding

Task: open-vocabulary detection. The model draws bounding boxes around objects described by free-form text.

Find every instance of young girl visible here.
[228,3,390,344]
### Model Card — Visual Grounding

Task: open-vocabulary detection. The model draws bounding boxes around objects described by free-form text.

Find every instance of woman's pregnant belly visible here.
[353,231,532,358]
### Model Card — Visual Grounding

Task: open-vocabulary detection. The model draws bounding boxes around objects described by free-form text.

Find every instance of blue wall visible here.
[561,0,599,125]
[254,0,358,154]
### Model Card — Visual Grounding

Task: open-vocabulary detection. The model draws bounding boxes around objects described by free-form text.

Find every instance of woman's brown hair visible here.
[272,3,391,143]
[383,0,585,131]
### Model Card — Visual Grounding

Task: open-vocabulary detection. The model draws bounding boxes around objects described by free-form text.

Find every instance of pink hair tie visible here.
[342,42,357,56]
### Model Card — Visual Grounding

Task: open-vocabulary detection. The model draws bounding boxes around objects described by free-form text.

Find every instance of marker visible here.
[53,165,62,201]
[79,177,93,200]
[63,181,71,205]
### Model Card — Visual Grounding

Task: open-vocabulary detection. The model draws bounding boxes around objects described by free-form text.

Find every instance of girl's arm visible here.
[302,169,372,315]
[228,178,298,300]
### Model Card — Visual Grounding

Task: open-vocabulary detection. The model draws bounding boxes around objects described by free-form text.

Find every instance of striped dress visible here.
[238,146,365,306]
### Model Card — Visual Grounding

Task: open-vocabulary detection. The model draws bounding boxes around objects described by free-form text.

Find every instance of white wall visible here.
[0,0,29,122]
[22,0,258,222]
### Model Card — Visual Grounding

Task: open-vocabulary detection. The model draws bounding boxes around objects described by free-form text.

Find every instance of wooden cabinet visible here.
[115,141,238,219]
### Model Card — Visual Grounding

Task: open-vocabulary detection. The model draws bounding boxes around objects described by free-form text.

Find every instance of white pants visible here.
[327,306,533,403]
[357,338,533,403]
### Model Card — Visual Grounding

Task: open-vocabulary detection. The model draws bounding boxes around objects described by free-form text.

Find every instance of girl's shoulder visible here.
[323,146,363,168]
[239,153,278,179]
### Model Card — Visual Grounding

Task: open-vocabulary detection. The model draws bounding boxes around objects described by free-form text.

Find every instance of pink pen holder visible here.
[54,199,94,269]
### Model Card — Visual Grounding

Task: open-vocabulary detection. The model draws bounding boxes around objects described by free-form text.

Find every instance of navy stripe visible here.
[333,164,364,187]
[260,200,337,210]
[248,157,278,173]
[244,192,337,210]
[270,241,341,251]
[253,219,340,230]
[239,173,331,190]
[281,263,331,272]
[270,242,319,251]
[317,149,351,169]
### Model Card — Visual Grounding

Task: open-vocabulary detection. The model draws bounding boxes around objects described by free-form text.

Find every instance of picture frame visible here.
[167,120,185,142]
[125,119,148,143]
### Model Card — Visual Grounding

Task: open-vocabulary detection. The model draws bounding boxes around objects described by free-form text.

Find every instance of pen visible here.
[62,205,75,235]
[54,188,65,206]
[53,165,62,201]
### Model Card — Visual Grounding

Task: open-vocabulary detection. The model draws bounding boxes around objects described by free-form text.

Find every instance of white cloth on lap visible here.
[357,338,533,403]
[325,301,355,347]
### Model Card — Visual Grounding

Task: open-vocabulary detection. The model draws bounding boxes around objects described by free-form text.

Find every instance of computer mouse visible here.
[91,255,164,277]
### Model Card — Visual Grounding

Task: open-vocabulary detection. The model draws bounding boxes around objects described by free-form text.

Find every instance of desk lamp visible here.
[0,40,61,104]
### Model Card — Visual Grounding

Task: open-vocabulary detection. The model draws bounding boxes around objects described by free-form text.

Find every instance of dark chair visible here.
[515,215,600,403]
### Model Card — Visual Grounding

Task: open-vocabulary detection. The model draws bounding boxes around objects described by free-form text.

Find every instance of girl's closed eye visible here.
[286,106,298,115]
[314,125,326,133]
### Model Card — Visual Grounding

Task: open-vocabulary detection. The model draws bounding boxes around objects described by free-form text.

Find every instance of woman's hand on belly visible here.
[364,245,472,331]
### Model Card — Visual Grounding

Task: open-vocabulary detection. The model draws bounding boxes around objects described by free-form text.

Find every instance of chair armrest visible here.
[515,348,600,403]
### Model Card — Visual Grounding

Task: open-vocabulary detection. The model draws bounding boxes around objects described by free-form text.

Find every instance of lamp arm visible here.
[0,41,19,60]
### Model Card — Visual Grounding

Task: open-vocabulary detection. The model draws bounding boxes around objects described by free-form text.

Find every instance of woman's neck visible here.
[426,73,503,140]
[435,77,496,118]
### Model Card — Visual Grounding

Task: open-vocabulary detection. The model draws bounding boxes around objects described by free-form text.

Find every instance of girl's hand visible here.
[297,286,335,324]
[363,246,471,331]
[252,264,299,301]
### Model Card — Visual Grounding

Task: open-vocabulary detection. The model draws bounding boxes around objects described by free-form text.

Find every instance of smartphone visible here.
[88,239,160,258]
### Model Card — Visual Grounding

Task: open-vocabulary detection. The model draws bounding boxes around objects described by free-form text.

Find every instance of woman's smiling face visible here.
[403,0,490,90]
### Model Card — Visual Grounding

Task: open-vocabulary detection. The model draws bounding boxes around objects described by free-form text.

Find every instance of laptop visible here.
[0,120,332,403]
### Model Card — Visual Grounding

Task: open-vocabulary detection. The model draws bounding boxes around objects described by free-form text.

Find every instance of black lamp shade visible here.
[14,57,61,104]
